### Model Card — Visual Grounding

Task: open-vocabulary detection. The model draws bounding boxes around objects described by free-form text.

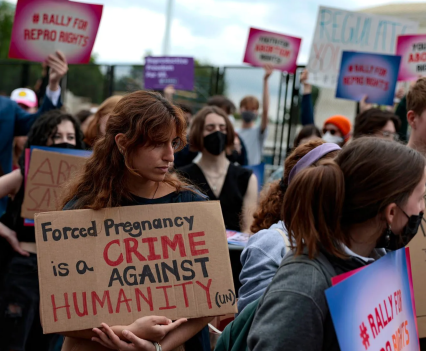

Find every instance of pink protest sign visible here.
[243,27,301,73]
[396,34,426,81]
[9,0,103,64]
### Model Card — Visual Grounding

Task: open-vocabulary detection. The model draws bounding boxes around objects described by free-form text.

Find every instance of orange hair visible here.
[250,139,339,233]
[84,95,123,147]
[60,91,189,210]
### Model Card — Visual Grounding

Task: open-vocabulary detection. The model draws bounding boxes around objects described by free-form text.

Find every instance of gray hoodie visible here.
[247,248,386,351]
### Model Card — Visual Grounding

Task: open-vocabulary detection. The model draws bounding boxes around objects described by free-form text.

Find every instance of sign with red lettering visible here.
[34,201,236,333]
[335,51,401,105]
[21,149,88,219]
[8,0,103,64]
[243,27,301,73]
[326,248,419,351]
[396,34,426,81]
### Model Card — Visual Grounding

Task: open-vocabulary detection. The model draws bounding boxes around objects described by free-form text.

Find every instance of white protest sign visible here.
[307,6,418,89]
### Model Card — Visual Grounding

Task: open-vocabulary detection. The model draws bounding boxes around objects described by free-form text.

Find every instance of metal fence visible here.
[0,61,305,166]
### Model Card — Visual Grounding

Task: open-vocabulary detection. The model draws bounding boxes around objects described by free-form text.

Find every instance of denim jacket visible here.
[238,221,289,314]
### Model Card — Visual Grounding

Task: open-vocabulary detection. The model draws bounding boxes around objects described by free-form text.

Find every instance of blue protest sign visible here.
[336,51,401,105]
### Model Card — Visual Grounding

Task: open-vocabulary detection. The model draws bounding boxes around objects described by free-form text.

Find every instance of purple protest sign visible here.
[144,56,194,91]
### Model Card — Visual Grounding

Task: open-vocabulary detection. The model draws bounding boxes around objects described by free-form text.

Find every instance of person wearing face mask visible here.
[322,115,352,146]
[236,65,273,165]
[248,137,426,351]
[206,95,249,166]
[179,106,258,234]
[179,106,258,295]
[0,51,68,218]
[0,110,85,351]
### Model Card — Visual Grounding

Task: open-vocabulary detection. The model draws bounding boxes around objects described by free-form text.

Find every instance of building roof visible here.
[359,3,426,28]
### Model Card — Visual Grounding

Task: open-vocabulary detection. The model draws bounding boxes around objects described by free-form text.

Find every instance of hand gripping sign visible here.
[34,201,237,333]
[9,0,103,64]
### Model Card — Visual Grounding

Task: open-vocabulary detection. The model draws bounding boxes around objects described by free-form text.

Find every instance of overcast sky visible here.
[4,0,426,65]
[34,0,426,65]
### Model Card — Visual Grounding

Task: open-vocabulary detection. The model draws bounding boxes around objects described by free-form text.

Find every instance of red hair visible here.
[84,95,123,147]
[60,91,189,210]
[251,139,339,233]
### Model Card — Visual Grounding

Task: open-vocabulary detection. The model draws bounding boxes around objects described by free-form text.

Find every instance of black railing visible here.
[0,61,305,165]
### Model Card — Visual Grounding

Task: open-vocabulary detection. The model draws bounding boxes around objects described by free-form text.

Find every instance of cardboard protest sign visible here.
[243,27,301,73]
[326,248,420,351]
[9,0,103,64]
[407,218,426,338]
[307,6,418,89]
[23,147,92,225]
[396,34,426,81]
[34,201,236,333]
[144,57,194,91]
[335,51,401,105]
[21,149,88,219]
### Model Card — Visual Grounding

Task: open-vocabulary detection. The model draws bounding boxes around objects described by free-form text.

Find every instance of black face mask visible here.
[377,210,424,250]
[227,150,240,164]
[50,142,77,150]
[203,131,227,156]
[241,111,257,123]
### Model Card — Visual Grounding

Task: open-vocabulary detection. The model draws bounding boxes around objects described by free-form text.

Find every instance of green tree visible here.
[67,56,106,104]
[0,1,13,59]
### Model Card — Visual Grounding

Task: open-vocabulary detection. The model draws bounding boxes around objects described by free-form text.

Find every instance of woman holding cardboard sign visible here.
[0,110,85,351]
[59,91,213,351]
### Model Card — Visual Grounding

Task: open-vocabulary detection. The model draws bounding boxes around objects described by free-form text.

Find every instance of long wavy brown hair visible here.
[60,91,189,210]
[84,95,123,147]
[250,139,339,233]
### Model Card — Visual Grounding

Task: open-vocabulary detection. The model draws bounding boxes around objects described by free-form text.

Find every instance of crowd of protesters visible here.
[1,51,426,351]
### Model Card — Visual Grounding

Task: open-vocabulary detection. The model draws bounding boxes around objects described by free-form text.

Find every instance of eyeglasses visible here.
[377,131,399,141]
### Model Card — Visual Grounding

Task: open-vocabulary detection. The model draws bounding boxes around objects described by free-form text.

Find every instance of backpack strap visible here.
[274,228,290,248]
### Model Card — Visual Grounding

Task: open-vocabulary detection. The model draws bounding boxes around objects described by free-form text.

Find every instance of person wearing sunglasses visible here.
[353,108,401,141]
[322,115,352,146]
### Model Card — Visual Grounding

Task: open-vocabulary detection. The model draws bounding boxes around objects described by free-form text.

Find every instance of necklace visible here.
[152,182,159,199]
[204,172,226,191]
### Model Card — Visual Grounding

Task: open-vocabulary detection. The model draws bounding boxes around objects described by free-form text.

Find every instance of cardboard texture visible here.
[34,201,237,334]
[21,149,87,219]
[407,220,426,338]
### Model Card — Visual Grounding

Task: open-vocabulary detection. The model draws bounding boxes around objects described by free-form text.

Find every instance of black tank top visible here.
[0,168,35,243]
[178,163,252,231]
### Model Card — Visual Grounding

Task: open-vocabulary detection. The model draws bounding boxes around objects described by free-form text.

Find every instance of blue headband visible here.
[288,143,341,184]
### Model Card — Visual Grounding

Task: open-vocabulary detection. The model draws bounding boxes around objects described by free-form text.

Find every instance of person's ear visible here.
[383,203,398,227]
[407,110,417,129]
[115,133,126,154]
